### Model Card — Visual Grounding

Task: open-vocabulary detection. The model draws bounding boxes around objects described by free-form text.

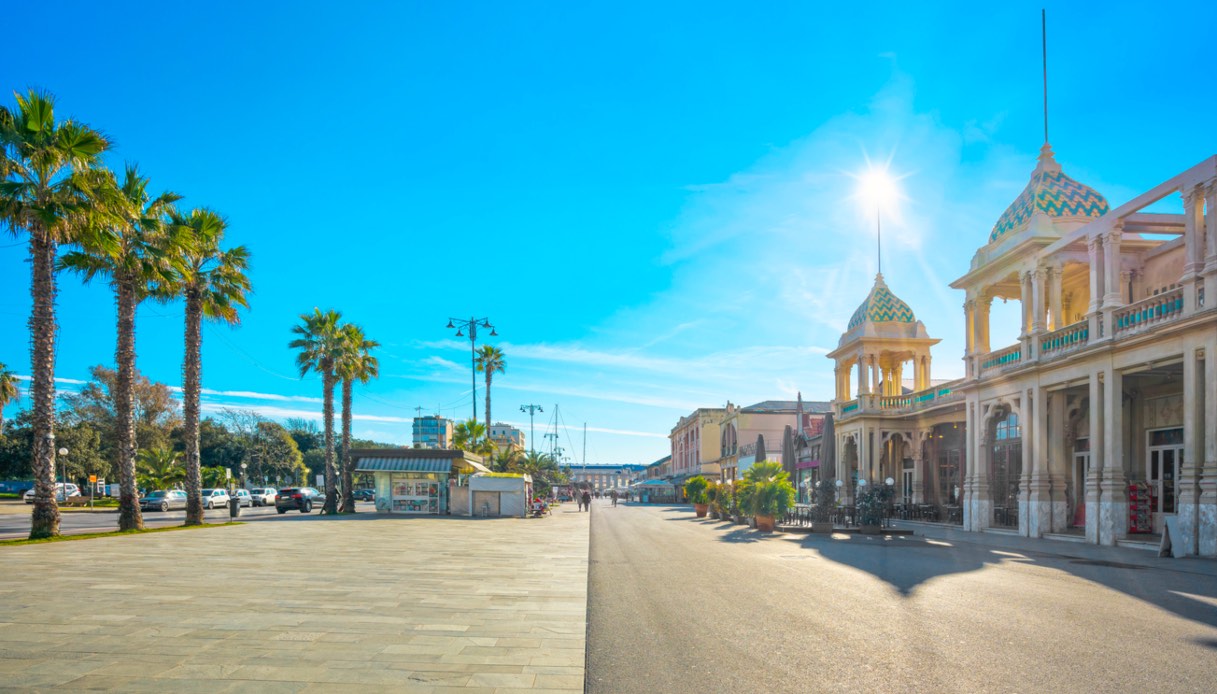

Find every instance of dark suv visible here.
[275,487,322,514]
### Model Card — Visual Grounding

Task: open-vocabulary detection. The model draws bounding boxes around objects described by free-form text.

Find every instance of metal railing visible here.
[837,384,963,418]
[1112,287,1184,337]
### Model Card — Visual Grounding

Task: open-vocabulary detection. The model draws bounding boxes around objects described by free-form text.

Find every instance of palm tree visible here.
[474,345,505,438]
[61,165,184,531]
[452,419,494,457]
[1,89,110,539]
[0,362,19,436]
[136,446,186,491]
[290,308,344,514]
[335,323,379,513]
[172,208,249,525]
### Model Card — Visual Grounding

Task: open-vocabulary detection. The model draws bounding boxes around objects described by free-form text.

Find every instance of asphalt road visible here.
[586,501,1217,693]
[0,499,373,539]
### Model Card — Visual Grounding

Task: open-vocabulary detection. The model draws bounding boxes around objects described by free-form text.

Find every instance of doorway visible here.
[1146,428,1182,533]
[1071,437,1089,528]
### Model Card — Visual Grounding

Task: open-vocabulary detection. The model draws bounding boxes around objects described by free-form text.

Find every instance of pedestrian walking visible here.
[610,489,618,507]
[581,490,591,511]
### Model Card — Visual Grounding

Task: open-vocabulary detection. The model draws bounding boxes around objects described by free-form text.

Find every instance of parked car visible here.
[353,488,374,502]
[199,488,231,509]
[248,487,278,506]
[275,487,322,514]
[230,489,253,507]
[139,489,188,512]
[23,483,80,504]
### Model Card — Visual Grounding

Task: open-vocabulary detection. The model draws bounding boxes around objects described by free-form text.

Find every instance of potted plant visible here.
[811,479,836,533]
[741,462,795,532]
[855,481,893,534]
[684,476,710,518]
[705,483,721,519]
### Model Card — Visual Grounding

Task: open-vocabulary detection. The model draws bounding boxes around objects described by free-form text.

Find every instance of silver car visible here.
[248,487,278,506]
[139,489,188,512]
[199,488,231,509]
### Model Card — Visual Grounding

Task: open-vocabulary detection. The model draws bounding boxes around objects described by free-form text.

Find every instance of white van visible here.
[23,483,81,503]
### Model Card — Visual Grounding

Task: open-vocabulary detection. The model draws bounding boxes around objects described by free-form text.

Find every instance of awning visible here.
[354,458,455,473]
[467,460,492,474]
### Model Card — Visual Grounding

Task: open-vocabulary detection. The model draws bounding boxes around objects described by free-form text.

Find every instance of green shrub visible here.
[683,475,710,505]
[856,483,894,526]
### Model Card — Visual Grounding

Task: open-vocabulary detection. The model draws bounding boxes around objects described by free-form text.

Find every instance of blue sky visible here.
[4,1,1216,465]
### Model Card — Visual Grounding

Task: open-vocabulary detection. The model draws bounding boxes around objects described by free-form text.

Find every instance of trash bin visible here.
[228,496,241,518]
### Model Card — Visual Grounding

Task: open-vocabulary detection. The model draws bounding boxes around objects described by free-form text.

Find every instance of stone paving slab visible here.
[0,507,589,692]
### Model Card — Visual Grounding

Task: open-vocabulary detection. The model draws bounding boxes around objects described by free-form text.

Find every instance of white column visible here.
[1098,366,1128,545]
[1019,271,1032,339]
[1048,266,1063,331]
[977,296,992,354]
[965,299,976,355]
[1182,185,1203,280]
[1086,370,1103,544]
[1202,182,1217,307]
[1031,266,1046,333]
[857,354,867,396]
[1178,344,1203,556]
[1048,391,1071,533]
[1102,227,1124,309]
[870,355,880,395]
[1087,235,1104,339]
[1026,385,1052,538]
[1200,334,1217,556]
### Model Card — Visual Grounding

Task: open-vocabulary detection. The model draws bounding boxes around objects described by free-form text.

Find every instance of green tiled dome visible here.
[989,143,1109,243]
[847,274,916,329]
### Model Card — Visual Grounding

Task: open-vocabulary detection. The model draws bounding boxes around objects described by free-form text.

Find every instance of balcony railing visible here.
[837,383,963,418]
[1112,288,1184,337]
[980,343,1021,375]
[1040,320,1089,358]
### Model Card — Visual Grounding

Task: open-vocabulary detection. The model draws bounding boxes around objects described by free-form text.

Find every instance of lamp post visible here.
[240,462,248,489]
[446,317,497,425]
[57,447,68,502]
[520,404,543,454]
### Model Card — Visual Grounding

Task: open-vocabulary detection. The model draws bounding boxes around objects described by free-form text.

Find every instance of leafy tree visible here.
[169,207,249,525]
[60,365,182,468]
[1,89,111,538]
[249,420,305,487]
[0,411,105,483]
[195,417,243,469]
[474,345,505,437]
[284,418,322,454]
[508,450,563,498]
[136,446,185,491]
[201,465,229,488]
[0,362,18,436]
[289,308,345,514]
[335,323,379,513]
[61,164,185,531]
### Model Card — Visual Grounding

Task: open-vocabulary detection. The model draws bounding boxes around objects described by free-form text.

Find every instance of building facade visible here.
[669,407,726,483]
[569,464,648,492]
[826,144,1217,557]
[412,415,454,449]
[718,398,831,481]
[488,423,526,453]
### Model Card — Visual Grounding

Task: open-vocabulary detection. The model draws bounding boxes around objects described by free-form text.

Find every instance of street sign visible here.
[88,474,97,483]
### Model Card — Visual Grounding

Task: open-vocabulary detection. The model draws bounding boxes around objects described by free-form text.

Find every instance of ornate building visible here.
[828,144,1217,557]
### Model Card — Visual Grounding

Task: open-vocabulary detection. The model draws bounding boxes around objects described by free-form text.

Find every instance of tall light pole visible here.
[446,317,497,425]
[57,447,68,502]
[520,404,543,454]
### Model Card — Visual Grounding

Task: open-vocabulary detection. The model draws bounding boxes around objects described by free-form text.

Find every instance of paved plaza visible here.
[0,507,589,692]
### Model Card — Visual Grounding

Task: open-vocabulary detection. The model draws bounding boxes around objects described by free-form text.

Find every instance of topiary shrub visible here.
[683,475,710,505]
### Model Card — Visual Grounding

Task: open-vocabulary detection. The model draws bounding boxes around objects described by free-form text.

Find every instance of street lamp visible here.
[57,447,68,502]
[240,462,248,489]
[446,317,497,425]
[520,404,543,454]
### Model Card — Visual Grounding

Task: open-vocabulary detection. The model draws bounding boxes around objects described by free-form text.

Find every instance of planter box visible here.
[755,515,775,532]
[693,503,709,518]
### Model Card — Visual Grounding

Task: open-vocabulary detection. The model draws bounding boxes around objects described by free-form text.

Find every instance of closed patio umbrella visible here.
[781,425,796,482]
[755,434,766,463]
[820,413,836,480]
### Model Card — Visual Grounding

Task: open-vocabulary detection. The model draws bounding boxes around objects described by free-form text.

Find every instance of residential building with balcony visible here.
[669,407,726,483]
[827,144,1217,557]
[488,423,525,453]
[412,415,454,450]
[718,398,831,481]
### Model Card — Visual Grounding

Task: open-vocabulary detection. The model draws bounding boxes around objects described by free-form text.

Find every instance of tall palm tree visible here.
[290,308,344,514]
[61,165,184,531]
[474,346,506,439]
[336,323,379,513]
[1,89,110,539]
[172,208,249,525]
[0,362,19,436]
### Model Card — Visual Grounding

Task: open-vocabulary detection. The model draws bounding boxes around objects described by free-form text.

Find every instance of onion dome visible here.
[847,273,916,329]
[989,143,1110,243]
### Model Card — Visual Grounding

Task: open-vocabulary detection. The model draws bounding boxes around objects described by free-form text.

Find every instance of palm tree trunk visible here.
[28,226,61,539]
[485,372,492,437]
[183,291,204,525]
[339,378,354,513]
[115,280,144,531]
[322,369,338,514]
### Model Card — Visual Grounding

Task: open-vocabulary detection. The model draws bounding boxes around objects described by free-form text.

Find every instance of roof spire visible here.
[1042,8,1049,145]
